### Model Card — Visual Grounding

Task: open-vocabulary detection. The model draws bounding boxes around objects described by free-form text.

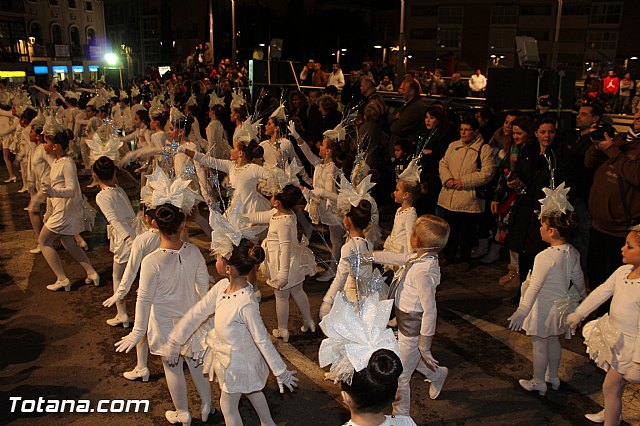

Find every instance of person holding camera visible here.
[586,110,640,305]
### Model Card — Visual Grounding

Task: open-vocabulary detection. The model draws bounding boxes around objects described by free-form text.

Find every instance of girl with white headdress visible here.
[0,91,19,183]
[288,121,343,281]
[246,162,317,342]
[38,118,99,291]
[14,107,38,194]
[158,211,298,426]
[206,93,230,159]
[25,112,49,254]
[508,182,586,396]
[75,102,103,175]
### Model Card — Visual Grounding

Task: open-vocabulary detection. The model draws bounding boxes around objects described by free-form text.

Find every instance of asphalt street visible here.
[1,172,639,426]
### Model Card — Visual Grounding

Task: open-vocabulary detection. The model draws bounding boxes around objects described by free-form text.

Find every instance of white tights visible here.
[161,356,211,418]
[274,283,313,332]
[328,225,343,267]
[38,226,96,281]
[509,250,519,268]
[531,335,561,383]
[220,390,276,426]
[112,261,128,319]
[602,368,625,426]
[133,334,149,371]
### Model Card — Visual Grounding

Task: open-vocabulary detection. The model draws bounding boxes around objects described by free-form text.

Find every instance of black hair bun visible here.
[248,245,265,264]
[358,199,372,213]
[367,349,403,385]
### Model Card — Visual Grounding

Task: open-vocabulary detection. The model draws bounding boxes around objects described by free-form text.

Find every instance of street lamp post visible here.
[231,0,237,67]
[396,0,406,88]
[105,52,122,89]
[550,0,564,69]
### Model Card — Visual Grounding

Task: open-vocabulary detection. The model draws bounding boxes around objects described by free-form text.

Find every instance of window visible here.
[0,20,28,60]
[68,0,76,8]
[438,6,463,25]
[29,21,42,44]
[144,41,160,62]
[437,29,461,48]
[563,4,589,15]
[410,28,437,40]
[86,27,95,45]
[411,5,436,17]
[69,26,80,46]
[491,5,518,25]
[84,0,92,11]
[49,0,59,5]
[51,23,62,44]
[143,19,158,38]
[489,28,517,50]
[590,2,622,25]
[587,31,618,50]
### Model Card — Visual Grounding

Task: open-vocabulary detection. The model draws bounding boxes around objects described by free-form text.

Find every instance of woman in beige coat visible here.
[437,115,495,270]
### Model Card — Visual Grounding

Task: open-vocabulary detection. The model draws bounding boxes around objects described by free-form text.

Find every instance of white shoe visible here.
[84,272,100,286]
[165,410,191,425]
[123,367,150,382]
[316,268,336,282]
[584,409,621,424]
[17,187,29,193]
[471,239,489,259]
[86,180,99,188]
[272,328,290,343]
[201,402,214,422]
[519,378,547,396]
[480,243,501,264]
[106,314,130,328]
[29,246,41,254]
[428,366,448,399]
[46,278,71,292]
[300,321,316,333]
[544,374,560,390]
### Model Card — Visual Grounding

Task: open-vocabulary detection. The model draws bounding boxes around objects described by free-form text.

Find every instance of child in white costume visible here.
[369,215,451,415]
[567,227,640,425]
[247,182,316,343]
[509,183,587,396]
[25,116,50,253]
[93,156,137,328]
[115,204,212,426]
[383,162,421,256]
[38,122,99,291]
[320,200,374,318]
[162,235,298,426]
[289,124,342,281]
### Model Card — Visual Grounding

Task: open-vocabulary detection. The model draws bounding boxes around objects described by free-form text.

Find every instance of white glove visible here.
[566,312,584,335]
[624,362,640,384]
[276,369,299,393]
[508,308,528,331]
[319,300,333,320]
[287,120,300,140]
[157,339,181,366]
[114,333,139,353]
[191,348,209,368]
[102,294,121,308]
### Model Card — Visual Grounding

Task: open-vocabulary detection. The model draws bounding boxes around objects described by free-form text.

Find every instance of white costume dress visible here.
[520,244,586,337]
[383,207,417,254]
[114,229,161,300]
[344,415,417,426]
[298,142,340,226]
[248,209,316,290]
[129,242,209,355]
[325,237,373,303]
[205,120,229,159]
[95,186,137,264]
[260,138,303,170]
[45,157,85,235]
[192,152,271,231]
[167,279,287,394]
[575,265,640,374]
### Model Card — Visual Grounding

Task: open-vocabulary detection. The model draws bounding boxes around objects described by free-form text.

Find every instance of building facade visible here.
[405,0,639,77]
[0,0,107,84]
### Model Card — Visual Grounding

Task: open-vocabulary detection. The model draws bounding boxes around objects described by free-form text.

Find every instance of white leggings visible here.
[273,283,313,332]
[531,335,562,383]
[112,261,128,319]
[161,356,211,418]
[220,390,276,426]
[328,225,343,267]
[38,226,96,281]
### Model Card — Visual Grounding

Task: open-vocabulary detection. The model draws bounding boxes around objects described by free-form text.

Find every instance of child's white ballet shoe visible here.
[106,314,130,328]
[300,321,316,333]
[123,366,150,382]
[29,246,41,254]
[84,272,100,286]
[584,409,620,424]
[427,366,448,399]
[272,328,290,343]
[519,378,547,396]
[4,176,16,183]
[86,180,99,189]
[201,402,214,422]
[46,278,71,292]
[544,374,560,390]
[165,410,191,426]
[17,187,29,193]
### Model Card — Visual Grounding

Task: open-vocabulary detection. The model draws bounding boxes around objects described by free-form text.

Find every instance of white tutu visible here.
[583,314,633,374]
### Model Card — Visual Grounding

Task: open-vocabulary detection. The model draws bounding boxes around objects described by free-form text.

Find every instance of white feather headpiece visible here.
[230,88,245,110]
[149,96,164,118]
[86,128,123,163]
[42,114,65,137]
[269,102,286,121]
[323,122,347,142]
[64,91,81,101]
[337,173,376,216]
[119,90,129,100]
[87,93,107,109]
[235,118,260,143]
[209,205,257,260]
[398,158,422,186]
[30,111,46,130]
[141,166,203,212]
[186,94,197,107]
[265,158,302,195]
[105,88,116,100]
[169,106,186,124]
[538,182,574,219]
[130,85,140,98]
[318,292,399,384]
[208,92,225,108]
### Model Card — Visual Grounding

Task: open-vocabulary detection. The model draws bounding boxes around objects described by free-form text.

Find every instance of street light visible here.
[104,53,123,90]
